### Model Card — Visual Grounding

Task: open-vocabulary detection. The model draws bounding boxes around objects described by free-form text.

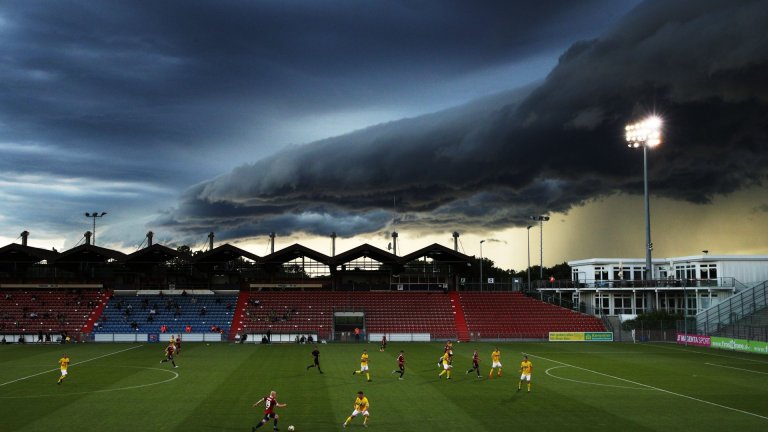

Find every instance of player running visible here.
[306,345,323,373]
[438,341,454,368]
[175,334,181,355]
[252,390,287,431]
[352,349,371,382]
[57,353,70,384]
[379,335,387,352]
[465,349,481,378]
[391,350,405,380]
[160,343,178,368]
[489,347,502,379]
[438,351,452,379]
[342,391,370,428]
[518,355,533,392]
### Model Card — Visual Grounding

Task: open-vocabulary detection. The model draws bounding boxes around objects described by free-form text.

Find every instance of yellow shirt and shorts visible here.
[360,354,369,372]
[441,353,452,370]
[350,396,370,418]
[59,357,70,377]
[520,360,532,381]
[491,351,502,369]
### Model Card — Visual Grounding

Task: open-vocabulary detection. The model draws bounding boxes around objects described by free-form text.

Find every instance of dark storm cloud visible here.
[163,0,768,240]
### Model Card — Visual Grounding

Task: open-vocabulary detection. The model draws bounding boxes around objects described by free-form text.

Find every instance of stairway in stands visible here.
[81,290,112,333]
[228,291,251,341]
[449,291,470,342]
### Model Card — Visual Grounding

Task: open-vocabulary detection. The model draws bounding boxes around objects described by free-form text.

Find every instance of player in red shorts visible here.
[252,390,287,431]
[391,350,406,380]
[174,334,181,355]
[466,349,481,378]
[160,343,177,368]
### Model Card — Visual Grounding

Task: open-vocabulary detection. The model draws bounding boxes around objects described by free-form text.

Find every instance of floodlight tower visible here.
[84,212,107,246]
[529,215,550,279]
[625,116,662,281]
[479,239,485,290]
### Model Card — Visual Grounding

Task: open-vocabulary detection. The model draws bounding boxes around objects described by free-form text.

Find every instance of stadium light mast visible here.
[84,212,107,246]
[625,115,662,281]
[529,215,549,279]
[526,225,533,291]
[479,239,485,291]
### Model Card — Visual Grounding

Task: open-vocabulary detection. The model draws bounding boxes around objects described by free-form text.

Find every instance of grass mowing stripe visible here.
[704,363,768,375]
[0,344,143,387]
[529,352,768,422]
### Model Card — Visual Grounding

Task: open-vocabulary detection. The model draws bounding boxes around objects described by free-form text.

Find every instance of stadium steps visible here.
[81,290,112,333]
[228,290,250,340]
[449,291,470,342]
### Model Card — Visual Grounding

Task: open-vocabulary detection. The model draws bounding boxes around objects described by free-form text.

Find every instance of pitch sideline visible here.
[0,344,144,388]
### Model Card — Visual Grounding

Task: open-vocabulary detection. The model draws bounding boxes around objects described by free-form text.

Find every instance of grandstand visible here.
[94,292,238,335]
[0,288,107,340]
[237,291,457,340]
[460,291,605,339]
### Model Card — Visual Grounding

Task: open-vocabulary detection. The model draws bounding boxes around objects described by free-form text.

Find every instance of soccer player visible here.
[379,335,387,352]
[438,341,454,368]
[518,355,533,392]
[391,350,405,379]
[342,391,370,428]
[352,349,371,382]
[489,347,502,379]
[161,342,178,368]
[57,353,70,384]
[306,345,323,373]
[175,334,181,355]
[438,351,452,379]
[466,349,481,378]
[252,390,287,431]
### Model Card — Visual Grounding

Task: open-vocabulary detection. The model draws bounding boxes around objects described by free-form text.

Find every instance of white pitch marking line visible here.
[705,363,768,375]
[545,366,652,390]
[530,353,768,422]
[0,344,144,387]
[0,366,179,399]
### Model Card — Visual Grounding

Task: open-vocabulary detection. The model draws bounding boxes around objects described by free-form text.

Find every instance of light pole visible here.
[84,212,107,246]
[530,216,549,279]
[526,226,533,290]
[625,116,662,281]
[479,240,485,291]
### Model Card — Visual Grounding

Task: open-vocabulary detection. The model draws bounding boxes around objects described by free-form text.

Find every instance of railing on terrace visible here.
[530,277,741,291]
[696,280,768,335]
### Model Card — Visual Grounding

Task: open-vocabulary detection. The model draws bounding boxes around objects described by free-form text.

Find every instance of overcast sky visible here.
[2,0,767,271]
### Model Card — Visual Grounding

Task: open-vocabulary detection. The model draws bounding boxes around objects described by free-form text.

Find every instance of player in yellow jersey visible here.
[438,351,452,379]
[57,353,70,384]
[489,347,502,378]
[518,355,533,392]
[352,349,372,382]
[343,391,370,428]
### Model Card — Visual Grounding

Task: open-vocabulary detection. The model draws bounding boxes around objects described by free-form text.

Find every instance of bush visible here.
[621,311,683,331]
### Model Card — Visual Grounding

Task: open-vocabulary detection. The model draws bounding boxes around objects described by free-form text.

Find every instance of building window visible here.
[700,264,717,279]
[613,295,632,315]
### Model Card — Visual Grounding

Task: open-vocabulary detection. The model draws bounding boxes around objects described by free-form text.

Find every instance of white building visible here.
[543,255,768,317]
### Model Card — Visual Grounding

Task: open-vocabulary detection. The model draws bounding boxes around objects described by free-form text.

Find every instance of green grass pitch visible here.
[1,341,767,431]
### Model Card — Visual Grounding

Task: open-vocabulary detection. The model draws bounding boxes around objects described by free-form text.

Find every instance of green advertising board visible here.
[710,337,768,355]
[549,332,613,342]
[584,332,613,342]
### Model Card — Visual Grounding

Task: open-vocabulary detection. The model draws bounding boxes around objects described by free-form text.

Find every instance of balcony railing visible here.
[532,277,739,290]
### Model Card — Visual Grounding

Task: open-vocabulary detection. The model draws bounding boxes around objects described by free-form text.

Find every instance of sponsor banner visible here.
[710,337,768,355]
[584,332,613,342]
[676,333,711,347]
[549,332,585,342]
[549,332,613,342]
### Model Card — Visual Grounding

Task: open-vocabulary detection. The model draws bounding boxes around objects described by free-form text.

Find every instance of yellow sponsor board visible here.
[549,332,586,342]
